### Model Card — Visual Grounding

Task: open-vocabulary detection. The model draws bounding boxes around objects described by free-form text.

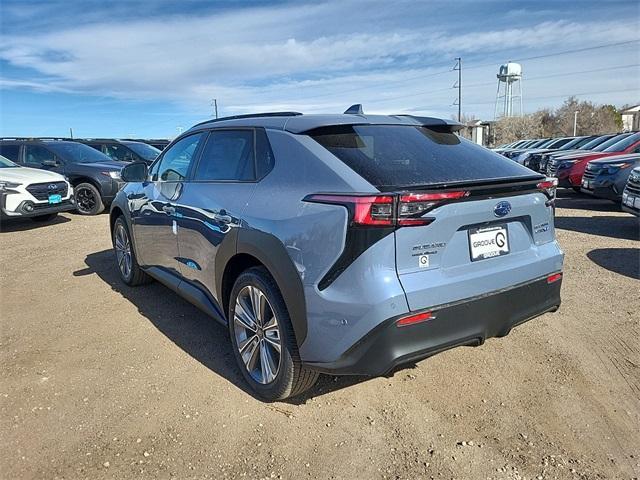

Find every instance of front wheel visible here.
[75,182,104,215]
[229,267,318,401]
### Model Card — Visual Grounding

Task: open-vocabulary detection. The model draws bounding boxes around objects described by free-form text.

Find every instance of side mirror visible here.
[42,159,59,167]
[121,161,148,182]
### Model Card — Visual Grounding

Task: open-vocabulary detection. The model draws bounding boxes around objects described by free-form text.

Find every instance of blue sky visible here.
[1,0,638,138]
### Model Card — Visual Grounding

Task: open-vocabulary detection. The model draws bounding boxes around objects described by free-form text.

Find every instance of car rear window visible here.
[308,125,539,190]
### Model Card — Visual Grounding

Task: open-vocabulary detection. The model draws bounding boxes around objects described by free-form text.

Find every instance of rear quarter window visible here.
[308,125,538,190]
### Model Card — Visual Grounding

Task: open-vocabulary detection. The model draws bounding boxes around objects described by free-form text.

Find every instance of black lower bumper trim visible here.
[305,275,562,376]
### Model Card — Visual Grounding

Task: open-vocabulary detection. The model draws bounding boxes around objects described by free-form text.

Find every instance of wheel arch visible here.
[218,229,308,346]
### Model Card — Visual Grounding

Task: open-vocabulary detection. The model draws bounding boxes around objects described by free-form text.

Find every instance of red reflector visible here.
[547,273,562,284]
[396,311,434,327]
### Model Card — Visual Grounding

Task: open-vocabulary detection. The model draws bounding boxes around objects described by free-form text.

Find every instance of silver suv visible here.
[110,110,564,401]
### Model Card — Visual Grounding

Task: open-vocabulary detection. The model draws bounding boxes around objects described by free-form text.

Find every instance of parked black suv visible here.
[122,138,170,151]
[0,138,127,215]
[75,139,161,165]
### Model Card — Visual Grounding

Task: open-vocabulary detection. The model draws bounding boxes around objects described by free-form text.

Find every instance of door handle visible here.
[162,205,176,215]
[214,213,232,224]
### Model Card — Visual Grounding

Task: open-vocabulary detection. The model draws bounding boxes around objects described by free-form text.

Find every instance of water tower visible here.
[494,62,523,119]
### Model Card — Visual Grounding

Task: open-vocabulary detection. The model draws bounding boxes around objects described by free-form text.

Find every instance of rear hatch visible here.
[309,124,560,310]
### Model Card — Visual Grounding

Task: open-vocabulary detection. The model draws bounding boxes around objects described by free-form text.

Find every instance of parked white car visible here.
[0,155,74,222]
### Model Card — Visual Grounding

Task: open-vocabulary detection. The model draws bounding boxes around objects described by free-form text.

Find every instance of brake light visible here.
[305,191,468,227]
[537,177,558,199]
[396,311,434,327]
[305,194,394,226]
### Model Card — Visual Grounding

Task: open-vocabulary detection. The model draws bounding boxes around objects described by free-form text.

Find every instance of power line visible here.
[368,63,640,105]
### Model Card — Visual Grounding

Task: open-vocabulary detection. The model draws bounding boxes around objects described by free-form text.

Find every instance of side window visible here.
[194,130,254,181]
[153,133,204,181]
[256,128,275,179]
[104,144,136,162]
[24,145,55,166]
[0,144,20,162]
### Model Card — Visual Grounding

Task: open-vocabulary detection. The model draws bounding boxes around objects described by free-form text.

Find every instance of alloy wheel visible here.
[114,223,132,279]
[76,187,96,213]
[233,285,281,384]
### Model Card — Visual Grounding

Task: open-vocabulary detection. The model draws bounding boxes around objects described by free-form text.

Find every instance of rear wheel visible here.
[31,213,57,222]
[112,216,151,286]
[228,267,318,401]
[75,183,104,215]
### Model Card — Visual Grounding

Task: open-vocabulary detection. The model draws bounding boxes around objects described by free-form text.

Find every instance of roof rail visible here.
[191,111,303,129]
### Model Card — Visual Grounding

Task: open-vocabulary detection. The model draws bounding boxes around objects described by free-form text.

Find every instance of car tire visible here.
[112,216,151,286]
[75,182,104,215]
[30,213,58,222]
[228,266,318,401]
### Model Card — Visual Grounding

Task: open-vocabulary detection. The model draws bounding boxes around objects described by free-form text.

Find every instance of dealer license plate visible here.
[469,225,510,261]
[48,194,62,204]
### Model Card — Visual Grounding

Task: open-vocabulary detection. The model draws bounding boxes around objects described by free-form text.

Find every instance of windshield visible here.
[310,125,539,190]
[47,142,112,163]
[122,141,161,161]
[533,139,553,148]
[579,135,614,150]
[593,133,633,152]
[558,136,590,150]
[0,155,18,168]
[603,132,640,152]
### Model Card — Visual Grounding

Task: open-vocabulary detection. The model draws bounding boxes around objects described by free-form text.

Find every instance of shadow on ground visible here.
[555,189,622,212]
[0,214,71,232]
[555,215,639,241]
[586,248,640,280]
[73,249,380,404]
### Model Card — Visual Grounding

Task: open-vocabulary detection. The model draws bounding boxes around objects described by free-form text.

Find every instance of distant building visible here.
[621,105,640,132]
[463,120,494,146]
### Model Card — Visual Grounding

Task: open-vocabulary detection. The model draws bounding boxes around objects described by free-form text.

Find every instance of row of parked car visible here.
[494,131,640,216]
[0,137,169,221]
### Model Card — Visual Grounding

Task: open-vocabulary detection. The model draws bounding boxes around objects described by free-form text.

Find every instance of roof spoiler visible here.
[393,115,464,132]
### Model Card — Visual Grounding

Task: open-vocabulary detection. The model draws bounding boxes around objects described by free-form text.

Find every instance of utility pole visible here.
[573,111,579,136]
[453,58,462,122]
[69,127,74,139]
[211,99,218,119]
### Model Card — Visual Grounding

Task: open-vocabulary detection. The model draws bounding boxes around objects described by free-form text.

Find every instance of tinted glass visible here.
[47,142,111,163]
[194,130,254,181]
[101,143,136,162]
[310,125,538,189]
[0,144,20,162]
[579,135,614,150]
[122,142,160,161]
[593,133,632,151]
[603,132,640,152]
[256,128,275,179]
[154,133,203,181]
[0,155,18,167]
[24,145,55,166]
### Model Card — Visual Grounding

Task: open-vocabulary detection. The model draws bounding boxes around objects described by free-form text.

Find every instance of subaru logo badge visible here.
[494,201,511,217]
[47,184,57,190]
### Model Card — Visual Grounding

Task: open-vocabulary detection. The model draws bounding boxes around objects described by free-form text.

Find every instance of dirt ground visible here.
[1,190,639,480]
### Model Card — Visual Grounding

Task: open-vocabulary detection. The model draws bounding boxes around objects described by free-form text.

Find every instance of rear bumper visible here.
[305,274,562,376]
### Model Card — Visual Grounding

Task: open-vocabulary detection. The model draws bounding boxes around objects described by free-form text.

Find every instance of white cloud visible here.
[1,1,638,119]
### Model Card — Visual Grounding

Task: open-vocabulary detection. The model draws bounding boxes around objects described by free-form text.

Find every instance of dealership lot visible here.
[1,191,638,479]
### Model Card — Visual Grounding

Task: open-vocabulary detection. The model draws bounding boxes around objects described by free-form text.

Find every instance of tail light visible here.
[305,191,468,227]
[547,272,562,284]
[537,177,557,202]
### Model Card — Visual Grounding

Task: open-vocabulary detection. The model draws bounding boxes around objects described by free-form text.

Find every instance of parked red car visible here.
[555,132,640,189]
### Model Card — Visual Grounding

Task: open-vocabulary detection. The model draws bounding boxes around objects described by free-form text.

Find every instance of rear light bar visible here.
[306,191,469,227]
